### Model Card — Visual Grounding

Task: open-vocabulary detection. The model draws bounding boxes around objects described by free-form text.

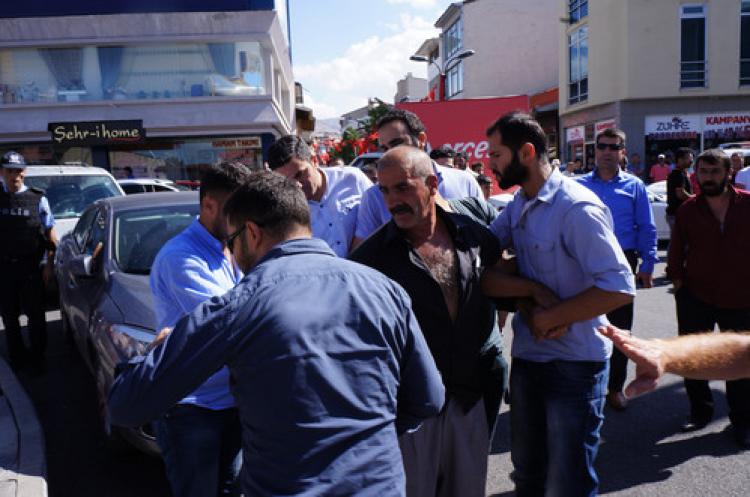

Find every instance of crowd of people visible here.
[2,108,750,497]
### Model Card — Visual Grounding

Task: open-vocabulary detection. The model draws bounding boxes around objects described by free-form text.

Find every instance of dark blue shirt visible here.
[108,238,444,496]
[576,170,659,273]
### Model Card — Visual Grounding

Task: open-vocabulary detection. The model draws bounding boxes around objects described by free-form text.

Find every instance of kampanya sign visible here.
[49,120,145,146]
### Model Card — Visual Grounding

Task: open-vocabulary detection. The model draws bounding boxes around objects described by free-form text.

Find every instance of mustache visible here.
[390,204,414,216]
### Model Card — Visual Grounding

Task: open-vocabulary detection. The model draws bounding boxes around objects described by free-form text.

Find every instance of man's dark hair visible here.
[429,147,453,160]
[470,162,484,172]
[267,135,312,170]
[695,149,731,171]
[199,161,252,201]
[476,174,492,186]
[675,147,694,163]
[375,108,425,139]
[486,111,548,161]
[224,171,310,239]
[596,127,626,145]
[124,166,133,174]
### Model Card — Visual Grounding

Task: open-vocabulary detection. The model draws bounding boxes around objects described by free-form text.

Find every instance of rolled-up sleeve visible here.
[561,202,636,296]
[39,196,55,229]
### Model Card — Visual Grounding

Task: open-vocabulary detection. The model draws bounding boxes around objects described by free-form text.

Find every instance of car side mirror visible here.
[71,254,94,278]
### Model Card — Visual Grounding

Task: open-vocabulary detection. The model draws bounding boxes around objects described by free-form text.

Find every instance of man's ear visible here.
[519,142,537,164]
[426,174,439,193]
[245,220,263,247]
[417,131,428,149]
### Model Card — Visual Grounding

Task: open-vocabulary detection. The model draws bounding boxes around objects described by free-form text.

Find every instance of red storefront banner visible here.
[397,96,529,194]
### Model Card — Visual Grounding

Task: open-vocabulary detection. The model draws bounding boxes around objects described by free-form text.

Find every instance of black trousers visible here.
[675,287,750,427]
[606,249,638,393]
[0,259,47,367]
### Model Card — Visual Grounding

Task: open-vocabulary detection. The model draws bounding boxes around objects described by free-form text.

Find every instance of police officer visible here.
[0,151,57,371]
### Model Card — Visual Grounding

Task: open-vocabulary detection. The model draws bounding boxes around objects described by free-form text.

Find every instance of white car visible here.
[350,152,383,170]
[24,165,125,240]
[118,178,187,194]
[487,193,514,211]
[646,180,670,242]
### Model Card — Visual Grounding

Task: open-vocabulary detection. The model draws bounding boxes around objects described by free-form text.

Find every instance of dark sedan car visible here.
[55,191,199,454]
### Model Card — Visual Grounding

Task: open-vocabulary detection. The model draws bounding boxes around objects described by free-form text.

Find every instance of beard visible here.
[699,177,728,197]
[496,151,529,190]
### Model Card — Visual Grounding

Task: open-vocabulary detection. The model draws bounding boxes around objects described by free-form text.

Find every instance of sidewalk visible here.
[0,358,47,497]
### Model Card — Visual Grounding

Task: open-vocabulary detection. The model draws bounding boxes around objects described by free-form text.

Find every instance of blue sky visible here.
[289,0,454,119]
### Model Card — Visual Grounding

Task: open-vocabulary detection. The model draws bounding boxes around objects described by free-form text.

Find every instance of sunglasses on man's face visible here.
[596,142,624,151]
[226,225,246,254]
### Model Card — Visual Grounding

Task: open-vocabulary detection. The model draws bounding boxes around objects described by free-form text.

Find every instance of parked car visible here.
[24,166,124,240]
[349,152,383,170]
[646,180,670,242]
[55,191,199,454]
[118,178,188,194]
[487,192,514,211]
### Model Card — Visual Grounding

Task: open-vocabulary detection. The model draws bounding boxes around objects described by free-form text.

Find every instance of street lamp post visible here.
[410,48,475,101]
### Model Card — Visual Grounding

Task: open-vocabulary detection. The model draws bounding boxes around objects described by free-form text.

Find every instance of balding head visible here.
[377,146,433,179]
[376,146,438,233]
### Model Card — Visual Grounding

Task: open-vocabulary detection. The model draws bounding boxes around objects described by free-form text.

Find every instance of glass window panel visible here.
[569,36,579,83]
[743,0,750,14]
[681,18,705,62]
[742,16,750,59]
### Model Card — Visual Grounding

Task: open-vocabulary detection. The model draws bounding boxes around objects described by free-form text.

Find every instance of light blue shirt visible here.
[576,170,659,273]
[311,166,372,257]
[490,169,636,362]
[355,163,482,239]
[150,218,242,410]
[110,238,444,496]
[3,183,55,229]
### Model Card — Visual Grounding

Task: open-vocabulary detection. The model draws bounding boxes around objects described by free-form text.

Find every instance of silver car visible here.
[55,191,199,453]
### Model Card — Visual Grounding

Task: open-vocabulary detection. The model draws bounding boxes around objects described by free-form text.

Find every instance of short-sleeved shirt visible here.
[3,183,56,229]
[309,166,372,257]
[350,208,502,406]
[650,164,671,183]
[150,218,242,410]
[666,168,692,215]
[490,169,636,362]
[355,163,482,239]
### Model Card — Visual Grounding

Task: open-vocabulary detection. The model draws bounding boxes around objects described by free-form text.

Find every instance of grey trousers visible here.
[399,397,489,497]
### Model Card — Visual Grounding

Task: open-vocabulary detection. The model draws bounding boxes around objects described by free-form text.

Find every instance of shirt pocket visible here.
[526,234,556,276]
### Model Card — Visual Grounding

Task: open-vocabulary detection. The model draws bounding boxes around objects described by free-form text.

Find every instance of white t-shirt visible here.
[309,166,373,257]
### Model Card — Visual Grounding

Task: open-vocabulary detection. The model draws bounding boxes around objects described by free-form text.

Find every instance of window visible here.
[569,0,588,23]
[444,17,463,59]
[568,26,588,105]
[680,4,706,88]
[445,61,464,98]
[741,1,750,85]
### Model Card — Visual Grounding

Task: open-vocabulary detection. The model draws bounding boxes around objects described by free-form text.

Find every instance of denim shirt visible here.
[150,218,241,410]
[576,170,659,273]
[355,162,482,239]
[110,238,444,496]
[490,169,636,362]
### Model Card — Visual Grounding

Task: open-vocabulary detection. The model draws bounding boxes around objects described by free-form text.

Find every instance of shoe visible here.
[733,425,750,449]
[606,391,628,411]
[680,415,711,432]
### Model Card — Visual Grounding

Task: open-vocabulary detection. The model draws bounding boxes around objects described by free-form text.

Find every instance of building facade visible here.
[0,0,295,179]
[394,72,428,103]
[560,0,750,167]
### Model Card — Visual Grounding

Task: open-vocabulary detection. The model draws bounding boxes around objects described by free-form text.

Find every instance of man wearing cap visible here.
[0,151,57,371]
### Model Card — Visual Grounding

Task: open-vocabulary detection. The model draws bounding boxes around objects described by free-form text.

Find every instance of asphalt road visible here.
[2,252,749,496]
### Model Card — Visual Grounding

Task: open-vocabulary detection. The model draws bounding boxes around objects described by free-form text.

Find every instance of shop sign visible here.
[211,138,262,149]
[566,126,585,143]
[644,115,701,135]
[703,112,750,140]
[49,120,145,146]
[595,119,616,136]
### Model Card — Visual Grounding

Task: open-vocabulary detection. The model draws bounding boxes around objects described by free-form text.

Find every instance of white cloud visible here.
[294,13,439,120]
[386,0,438,8]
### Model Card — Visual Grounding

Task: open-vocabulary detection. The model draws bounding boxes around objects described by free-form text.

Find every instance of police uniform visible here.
[0,152,55,370]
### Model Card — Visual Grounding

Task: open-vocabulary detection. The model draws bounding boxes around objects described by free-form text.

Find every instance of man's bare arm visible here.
[599,326,750,397]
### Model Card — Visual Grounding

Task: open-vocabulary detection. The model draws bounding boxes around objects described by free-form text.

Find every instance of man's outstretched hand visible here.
[598,325,667,398]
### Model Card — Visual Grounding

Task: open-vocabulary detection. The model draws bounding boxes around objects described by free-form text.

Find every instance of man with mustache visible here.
[666,148,750,448]
[350,146,556,497]
[485,112,636,496]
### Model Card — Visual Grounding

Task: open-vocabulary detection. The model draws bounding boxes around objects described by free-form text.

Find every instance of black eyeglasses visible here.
[226,225,246,254]
[596,142,624,151]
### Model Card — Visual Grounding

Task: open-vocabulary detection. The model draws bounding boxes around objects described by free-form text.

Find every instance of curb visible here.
[0,359,47,497]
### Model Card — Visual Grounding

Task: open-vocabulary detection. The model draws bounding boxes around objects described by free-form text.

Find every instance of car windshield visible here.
[25,175,122,219]
[114,205,198,275]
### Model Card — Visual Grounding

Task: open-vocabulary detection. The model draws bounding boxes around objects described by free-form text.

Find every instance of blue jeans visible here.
[154,404,242,497]
[510,358,608,497]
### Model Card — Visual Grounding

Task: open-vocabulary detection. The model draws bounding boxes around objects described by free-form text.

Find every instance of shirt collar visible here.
[382,205,465,245]
[0,183,27,193]
[534,167,562,204]
[187,217,225,255]
[255,237,336,266]
[591,167,623,183]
